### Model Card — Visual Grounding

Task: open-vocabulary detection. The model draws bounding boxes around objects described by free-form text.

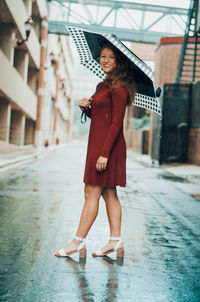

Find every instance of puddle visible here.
[159,173,188,183]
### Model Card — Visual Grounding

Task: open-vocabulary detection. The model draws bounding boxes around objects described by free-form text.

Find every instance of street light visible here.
[17,17,34,46]
[50,51,57,66]
[44,52,57,69]
[59,79,66,90]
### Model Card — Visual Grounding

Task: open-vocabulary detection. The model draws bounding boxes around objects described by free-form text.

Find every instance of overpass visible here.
[47,0,189,43]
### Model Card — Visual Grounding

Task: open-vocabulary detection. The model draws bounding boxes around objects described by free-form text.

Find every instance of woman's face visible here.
[100,48,116,74]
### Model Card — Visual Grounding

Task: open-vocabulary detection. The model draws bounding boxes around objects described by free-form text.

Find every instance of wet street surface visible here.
[0,140,200,302]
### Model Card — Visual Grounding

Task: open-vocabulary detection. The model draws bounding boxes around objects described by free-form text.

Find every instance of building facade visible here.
[124,42,156,154]
[0,0,74,149]
[152,36,200,165]
[44,34,74,145]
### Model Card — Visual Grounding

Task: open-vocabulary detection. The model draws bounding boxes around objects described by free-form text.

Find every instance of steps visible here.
[176,0,200,83]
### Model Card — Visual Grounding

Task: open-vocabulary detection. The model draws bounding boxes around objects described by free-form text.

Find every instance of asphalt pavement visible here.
[0,140,200,302]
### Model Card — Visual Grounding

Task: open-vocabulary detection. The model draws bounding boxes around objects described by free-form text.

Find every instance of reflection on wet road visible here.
[0,141,200,301]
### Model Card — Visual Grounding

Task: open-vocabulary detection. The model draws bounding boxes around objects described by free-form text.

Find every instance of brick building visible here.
[124,42,156,153]
[153,37,200,165]
[125,36,200,166]
[148,37,183,160]
[154,37,183,87]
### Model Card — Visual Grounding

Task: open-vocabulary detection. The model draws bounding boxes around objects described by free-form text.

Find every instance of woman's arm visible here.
[100,86,128,158]
[79,82,103,119]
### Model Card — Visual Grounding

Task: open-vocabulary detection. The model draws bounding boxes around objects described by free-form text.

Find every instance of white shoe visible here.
[92,237,124,258]
[55,235,87,258]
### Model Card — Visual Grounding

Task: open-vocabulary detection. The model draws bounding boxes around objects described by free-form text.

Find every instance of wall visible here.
[131,42,156,62]
[42,34,74,145]
[0,0,47,146]
[154,37,183,87]
[151,37,200,165]
[149,36,182,156]
[187,82,200,165]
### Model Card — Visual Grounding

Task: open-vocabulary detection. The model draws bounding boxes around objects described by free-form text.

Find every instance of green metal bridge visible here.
[47,0,200,84]
[47,0,189,43]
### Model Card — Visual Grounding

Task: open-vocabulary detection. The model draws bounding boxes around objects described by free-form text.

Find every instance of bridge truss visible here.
[47,0,189,43]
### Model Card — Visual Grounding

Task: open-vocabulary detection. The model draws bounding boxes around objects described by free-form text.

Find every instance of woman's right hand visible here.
[78,98,91,111]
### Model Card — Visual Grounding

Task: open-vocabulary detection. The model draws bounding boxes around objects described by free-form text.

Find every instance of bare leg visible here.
[103,187,122,236]
[100,187,123,254]
[76,184,103,237]
[56,184,103,255]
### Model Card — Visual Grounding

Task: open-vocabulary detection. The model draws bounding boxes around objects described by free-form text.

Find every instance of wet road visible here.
[0,140,200,302]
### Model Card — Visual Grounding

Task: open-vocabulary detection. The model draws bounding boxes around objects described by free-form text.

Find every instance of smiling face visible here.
[100,48,117,74]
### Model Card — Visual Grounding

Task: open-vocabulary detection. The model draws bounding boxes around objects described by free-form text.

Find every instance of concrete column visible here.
[35,16,48,147]
[23,0,32,15]
[149,111,154,156]
[14,49,29,82]
[10,110,25,145]
[0,99,11,142]
[53,58,60,142]
[0,23,15,64]
[67,99,70,141]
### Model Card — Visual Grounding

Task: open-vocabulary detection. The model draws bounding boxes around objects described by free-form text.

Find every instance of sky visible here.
[118,0,190,8]
[49,0,190,35]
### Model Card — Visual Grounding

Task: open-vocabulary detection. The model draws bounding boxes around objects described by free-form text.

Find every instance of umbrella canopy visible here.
[68,26,161,115]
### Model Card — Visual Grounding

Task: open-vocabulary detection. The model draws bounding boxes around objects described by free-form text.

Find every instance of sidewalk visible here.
[0,141,65,176]
[128,149,200,201]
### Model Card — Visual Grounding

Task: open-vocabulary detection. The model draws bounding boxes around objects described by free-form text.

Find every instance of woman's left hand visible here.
[96,156,108,172]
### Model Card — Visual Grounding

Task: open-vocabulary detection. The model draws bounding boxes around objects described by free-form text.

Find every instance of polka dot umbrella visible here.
[68,26,161,116]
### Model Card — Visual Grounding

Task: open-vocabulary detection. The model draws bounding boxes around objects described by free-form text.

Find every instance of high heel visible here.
[92,237,124,258]
[55,235,86,258]
[79,247,87,258]
[116,247,124,258]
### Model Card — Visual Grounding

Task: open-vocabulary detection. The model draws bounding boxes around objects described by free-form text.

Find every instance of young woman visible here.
[55,44,136,258]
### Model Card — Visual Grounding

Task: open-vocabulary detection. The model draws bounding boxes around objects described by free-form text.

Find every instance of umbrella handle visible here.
[81,108,87,124]
[80,83,104,124]
[156,87,162,97]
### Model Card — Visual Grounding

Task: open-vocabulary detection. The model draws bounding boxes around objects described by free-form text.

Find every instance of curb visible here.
[127,148,200,200]
[0,144,67,174]
[0,153,40,169]
[127,149,153,167]
[0,150,46,173]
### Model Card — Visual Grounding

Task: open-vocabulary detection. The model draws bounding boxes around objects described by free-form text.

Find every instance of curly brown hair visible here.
[100,43,136,105]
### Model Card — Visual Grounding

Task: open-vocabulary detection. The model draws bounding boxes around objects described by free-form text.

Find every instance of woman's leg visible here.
[102,186,122,236]
[58,184,103,254]
[100,187,123,253]
[76,184,103,237]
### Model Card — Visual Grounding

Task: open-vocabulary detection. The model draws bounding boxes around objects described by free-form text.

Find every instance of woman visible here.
[55,43,136,258]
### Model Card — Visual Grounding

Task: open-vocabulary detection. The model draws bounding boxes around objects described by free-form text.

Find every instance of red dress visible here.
[83,82,129,187]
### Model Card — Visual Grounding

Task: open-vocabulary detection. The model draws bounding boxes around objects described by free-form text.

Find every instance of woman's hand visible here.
[96,156,108,172]
[78,98,92,111]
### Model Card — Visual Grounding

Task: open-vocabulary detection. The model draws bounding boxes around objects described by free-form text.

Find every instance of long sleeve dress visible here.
[83,82,129,187]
